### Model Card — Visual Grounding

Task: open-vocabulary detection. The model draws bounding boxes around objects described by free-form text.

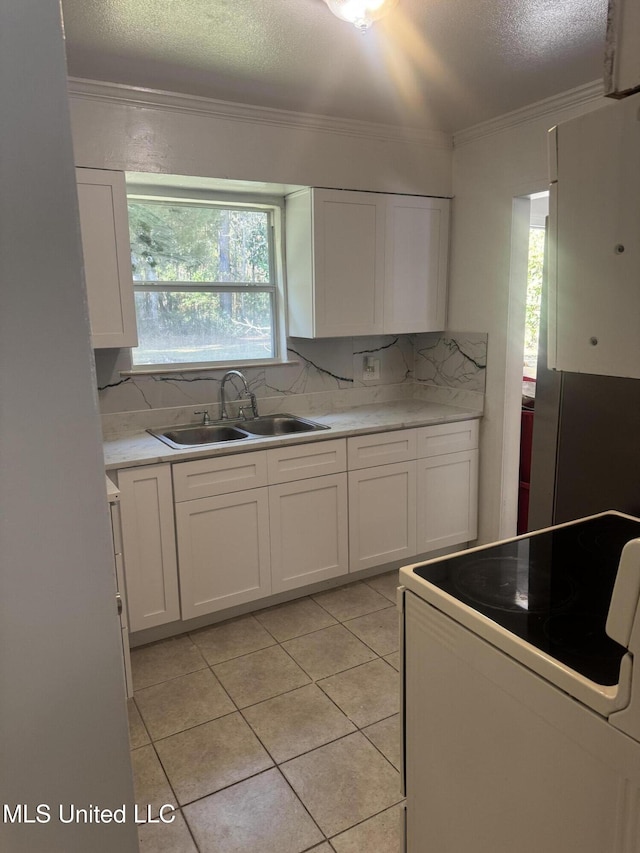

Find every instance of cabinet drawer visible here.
[267,439,347,484]
[173,451,268,501]
[416,420,479,459]
[348,429,416,470]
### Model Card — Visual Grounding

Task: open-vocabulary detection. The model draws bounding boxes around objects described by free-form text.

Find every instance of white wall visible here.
[0,3,137,851]
[449,86,608,543]
[68,81,452,197]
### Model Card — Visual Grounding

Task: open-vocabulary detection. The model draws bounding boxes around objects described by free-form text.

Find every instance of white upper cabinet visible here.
[286,188,385,337]
[384,195,449,333]
[285,187,449,338]
[548,94,640,379]
[76,168,138,349]
[605,0,640,98]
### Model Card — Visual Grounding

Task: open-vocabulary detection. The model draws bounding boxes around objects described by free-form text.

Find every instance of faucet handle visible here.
[194,410,210,425]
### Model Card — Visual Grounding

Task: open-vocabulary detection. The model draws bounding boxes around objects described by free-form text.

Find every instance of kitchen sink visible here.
[149,424,251,449]
[241,414,329,436]
[148,414,329,449]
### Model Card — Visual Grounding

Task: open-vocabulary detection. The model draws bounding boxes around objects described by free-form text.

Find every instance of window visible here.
[127,196,282,368]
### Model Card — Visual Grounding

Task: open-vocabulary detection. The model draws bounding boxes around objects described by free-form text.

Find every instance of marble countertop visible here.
[103,399,481,471]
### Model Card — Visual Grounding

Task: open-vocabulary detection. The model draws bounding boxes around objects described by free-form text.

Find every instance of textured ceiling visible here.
[61,0,608,133]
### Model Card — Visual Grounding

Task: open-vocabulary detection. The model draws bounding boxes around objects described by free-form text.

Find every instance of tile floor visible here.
[128,571,404,853]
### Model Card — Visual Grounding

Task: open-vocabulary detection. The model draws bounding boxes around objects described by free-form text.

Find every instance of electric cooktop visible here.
[412,513,640,685]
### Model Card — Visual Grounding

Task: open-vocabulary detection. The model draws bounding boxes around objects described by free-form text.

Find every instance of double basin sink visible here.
[149,414,330,450]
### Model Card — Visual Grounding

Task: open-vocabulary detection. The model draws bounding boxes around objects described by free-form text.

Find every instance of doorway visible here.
[518,192,549,533]
[501,191,549,539]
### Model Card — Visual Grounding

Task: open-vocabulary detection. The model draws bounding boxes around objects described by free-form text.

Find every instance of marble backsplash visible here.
[414,332,487,393]
[97,332,487,437]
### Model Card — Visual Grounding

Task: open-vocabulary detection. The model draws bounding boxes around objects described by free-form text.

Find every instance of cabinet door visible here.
[117,464,180,633]
[286,188,385,337]
[384,196,449,333]
[549,96,640,379]
[349,462,416,572]
[604,0,640,97]
[176,488,271,619]
[270,474,348,594]
[76,168,137,349]
[416,449,478,553]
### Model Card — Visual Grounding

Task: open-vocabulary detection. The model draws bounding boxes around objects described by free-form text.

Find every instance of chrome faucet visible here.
[220,370,259,420]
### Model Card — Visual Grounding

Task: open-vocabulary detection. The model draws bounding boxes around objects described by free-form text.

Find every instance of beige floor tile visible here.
[362,714,401,769]
[331,803,405,853]
[131,637,207,690]
[155,712,272,805]
[137,808,198,853]
[135,668,235,740]
[184,768,323,853]
[281,732,402,837]
[254,596,338,641]
[131,745,177,819]
[243,683,356,763]
[312,582,391,622]
[318,659,399,728]
[282,624,376,680]
[128,698,150,748]
[190,614,276,665]
[213,645,310,708]
[344,606,399,656]
[307,846,334,852]
[364,570,401,603]
[384,651,401,671]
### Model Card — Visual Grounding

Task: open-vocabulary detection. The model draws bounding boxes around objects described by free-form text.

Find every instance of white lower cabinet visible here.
[416,449,478,552]
[270,473,348,594]
[117,420,479,634]
[117,464,180,633]
[349,462,417,573]
[176,488,271,620]
[173,441,348,619]
[348,421,479,573]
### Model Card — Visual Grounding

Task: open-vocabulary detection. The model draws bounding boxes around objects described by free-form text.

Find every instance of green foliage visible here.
[128,200,275,364]
[128,202,270,283]
[524,228,544,359]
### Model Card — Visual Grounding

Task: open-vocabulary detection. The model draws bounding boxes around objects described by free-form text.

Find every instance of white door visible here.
[313,189,385,337]
[348,462,417,572]
[76,168,138,348]
[270,473,348,594]
[118,464,180,632]
[384,195,449,333]
[176,488,271,619]
[416,449,478,552]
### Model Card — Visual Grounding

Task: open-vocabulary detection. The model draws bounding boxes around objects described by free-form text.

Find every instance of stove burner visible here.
[451,556,576,613]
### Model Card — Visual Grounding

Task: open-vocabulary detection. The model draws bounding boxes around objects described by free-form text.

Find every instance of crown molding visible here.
[67,77,452,150]
[453,80,605,147]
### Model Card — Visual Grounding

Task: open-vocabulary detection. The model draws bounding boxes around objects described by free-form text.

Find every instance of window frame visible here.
[126,190,287,372]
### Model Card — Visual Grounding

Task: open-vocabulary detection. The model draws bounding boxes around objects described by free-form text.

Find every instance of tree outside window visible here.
[128,199,278,367]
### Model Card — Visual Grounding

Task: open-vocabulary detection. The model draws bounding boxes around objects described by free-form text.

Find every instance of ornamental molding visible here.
[67,77,452,150]
[454,80,605,147]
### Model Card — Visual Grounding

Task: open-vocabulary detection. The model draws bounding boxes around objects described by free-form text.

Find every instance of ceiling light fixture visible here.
[322,0,399,32]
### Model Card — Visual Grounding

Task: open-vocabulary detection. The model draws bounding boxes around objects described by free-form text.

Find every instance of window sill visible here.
[120,358,300,377]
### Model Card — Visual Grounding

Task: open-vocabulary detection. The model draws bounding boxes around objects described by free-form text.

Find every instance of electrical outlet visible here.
[362,356,380,381]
